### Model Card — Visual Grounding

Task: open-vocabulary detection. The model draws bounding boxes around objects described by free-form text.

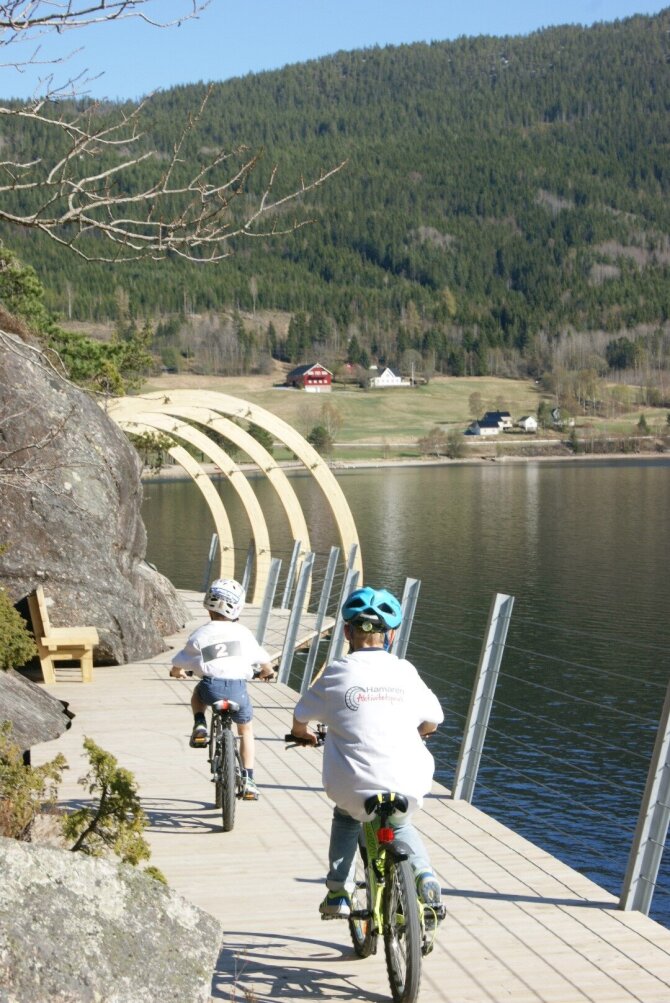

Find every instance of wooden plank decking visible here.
[31,594,670,1003]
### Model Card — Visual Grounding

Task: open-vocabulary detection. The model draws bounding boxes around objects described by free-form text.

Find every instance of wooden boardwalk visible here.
[32,594,670,1003]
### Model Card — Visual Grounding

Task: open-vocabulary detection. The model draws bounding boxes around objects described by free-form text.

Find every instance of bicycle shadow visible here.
[55,795,222,836]
[211,930,389,1001]
[141,797,222,834]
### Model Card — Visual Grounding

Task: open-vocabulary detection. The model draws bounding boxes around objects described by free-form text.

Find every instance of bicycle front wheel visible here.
[348,841,377,958]
[383,857,422,1003]
[220,725,237,832]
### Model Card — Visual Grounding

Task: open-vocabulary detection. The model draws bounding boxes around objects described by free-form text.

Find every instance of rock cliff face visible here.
[0,838,221,1003]
[0,333,187,663]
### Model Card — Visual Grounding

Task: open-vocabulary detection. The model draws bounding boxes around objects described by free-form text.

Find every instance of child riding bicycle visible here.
[170,578,276,801]
[291,585,445,920]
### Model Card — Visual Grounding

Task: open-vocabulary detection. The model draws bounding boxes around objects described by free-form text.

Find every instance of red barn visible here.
[285,363,333,392]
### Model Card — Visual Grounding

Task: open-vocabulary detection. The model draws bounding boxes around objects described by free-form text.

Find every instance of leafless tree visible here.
[0,2,345,262]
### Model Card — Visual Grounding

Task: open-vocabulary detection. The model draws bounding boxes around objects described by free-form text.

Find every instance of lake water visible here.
[141,457,670,927]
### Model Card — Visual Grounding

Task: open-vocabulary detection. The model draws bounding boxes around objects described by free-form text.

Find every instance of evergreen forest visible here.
[1,8,670,390]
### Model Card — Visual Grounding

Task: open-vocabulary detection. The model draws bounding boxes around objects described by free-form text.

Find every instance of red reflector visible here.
[378,827,395,844]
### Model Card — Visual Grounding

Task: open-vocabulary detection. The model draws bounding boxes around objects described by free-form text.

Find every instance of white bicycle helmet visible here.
[204,578,245,619]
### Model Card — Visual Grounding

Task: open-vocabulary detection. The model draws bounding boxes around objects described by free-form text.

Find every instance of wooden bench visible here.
[27,586,99,684]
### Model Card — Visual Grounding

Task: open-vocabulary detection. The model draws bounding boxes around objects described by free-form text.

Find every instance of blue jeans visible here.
[326,805,432,892]
[194,676,253,724]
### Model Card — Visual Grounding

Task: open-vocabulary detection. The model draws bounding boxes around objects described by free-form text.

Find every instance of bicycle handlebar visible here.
[284,723,327,748]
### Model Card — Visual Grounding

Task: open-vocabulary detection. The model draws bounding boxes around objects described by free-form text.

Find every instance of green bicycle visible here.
[286,729,441,1003]
[348,791,441,1003]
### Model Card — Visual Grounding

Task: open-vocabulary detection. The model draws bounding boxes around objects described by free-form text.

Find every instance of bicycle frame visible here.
[360,811,413,937]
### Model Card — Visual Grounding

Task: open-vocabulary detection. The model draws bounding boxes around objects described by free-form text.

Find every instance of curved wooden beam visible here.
[115,412,272,601]
[116,401,312,579]
[108,390,363,581]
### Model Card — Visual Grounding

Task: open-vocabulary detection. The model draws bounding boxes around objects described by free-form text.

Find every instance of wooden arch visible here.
[106,390,363,599]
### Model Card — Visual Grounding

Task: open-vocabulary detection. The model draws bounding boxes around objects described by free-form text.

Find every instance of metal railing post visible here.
[202,533,218,591]
[620,676,670,915]
[300,547,340,694]
[281,539,302,609]
[254,558,282,647]
[325,565,360,665]
[241,539,255,595]
[452,592,515,802]
[277,552,315,685]
[392,578,421,659]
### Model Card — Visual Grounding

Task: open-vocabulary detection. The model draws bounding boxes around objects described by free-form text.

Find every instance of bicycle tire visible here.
[220,724,237,832]
[348,842,377,958]
[209,719,222,809]
[383,856,422,1003]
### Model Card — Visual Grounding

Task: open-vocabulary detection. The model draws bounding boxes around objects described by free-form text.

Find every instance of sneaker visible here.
[241,777,259,801]
[189,723,208,748]
[416,870,445,928]
[319,889,351,919]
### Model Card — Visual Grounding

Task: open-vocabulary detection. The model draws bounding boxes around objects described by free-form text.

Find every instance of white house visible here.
[464,419,500,437]
[369,367,411,389]
[517,415,538,432]
[482,410,513,430]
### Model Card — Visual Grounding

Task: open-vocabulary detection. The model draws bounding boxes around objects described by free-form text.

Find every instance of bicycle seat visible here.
[211,699,240,714]
[364,792,409,816]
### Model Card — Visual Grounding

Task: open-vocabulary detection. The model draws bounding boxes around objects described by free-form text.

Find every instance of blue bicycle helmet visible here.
[341,586,403,631]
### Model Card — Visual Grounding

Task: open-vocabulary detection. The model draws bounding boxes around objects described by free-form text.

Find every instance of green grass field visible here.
[142,373,668,460]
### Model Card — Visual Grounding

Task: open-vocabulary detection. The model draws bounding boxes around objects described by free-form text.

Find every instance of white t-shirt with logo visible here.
[171,619,271,681]
[294,648,444,821]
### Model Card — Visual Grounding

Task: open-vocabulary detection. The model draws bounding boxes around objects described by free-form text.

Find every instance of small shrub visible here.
[0,587,37,671]
[0,722,66,840]
[307,424,333,455]
[62,737,151,866]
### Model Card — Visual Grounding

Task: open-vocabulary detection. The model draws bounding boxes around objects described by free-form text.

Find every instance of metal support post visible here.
[201,533,218,591]
[241,539,255,595]
[277,552,315,685]
[620,676,670,915]
[452,592,515,802]
[325,565,360,665]
[300,547,340,694]
[392,578,421,659]
[281,539,302,609]
[255,558,282,647]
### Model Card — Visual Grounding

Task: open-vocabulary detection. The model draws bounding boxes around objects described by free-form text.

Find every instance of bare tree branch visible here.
[0,3,346,261]
[0,2,210,35]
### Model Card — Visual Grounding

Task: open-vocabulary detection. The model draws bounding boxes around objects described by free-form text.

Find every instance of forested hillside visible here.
[2,9,670,386]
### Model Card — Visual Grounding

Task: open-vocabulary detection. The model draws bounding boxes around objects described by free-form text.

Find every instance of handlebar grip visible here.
[284,730,326,748]
[285,733,312,746]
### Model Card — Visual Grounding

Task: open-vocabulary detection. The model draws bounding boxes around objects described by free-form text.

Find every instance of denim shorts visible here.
[195,677,253,724]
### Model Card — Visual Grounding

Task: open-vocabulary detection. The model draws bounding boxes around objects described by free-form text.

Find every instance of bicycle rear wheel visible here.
[220,725,237,832]
[383,857,422,1003]
[348,842,377,958]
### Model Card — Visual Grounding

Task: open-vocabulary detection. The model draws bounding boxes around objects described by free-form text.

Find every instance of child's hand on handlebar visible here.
[170,666,192,679]
[285,722,327,747]
[253,663,277,682]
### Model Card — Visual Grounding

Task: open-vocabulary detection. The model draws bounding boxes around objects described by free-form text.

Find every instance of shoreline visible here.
[141,448,669,482]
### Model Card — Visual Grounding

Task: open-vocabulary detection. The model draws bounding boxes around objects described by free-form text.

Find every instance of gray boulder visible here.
[0,837,221,1003]
[0,332,187,663]
[0,670,74,753]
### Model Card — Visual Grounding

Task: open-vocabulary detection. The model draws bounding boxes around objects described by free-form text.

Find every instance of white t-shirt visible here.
[294,648,444,821]
[171,619,271,681]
